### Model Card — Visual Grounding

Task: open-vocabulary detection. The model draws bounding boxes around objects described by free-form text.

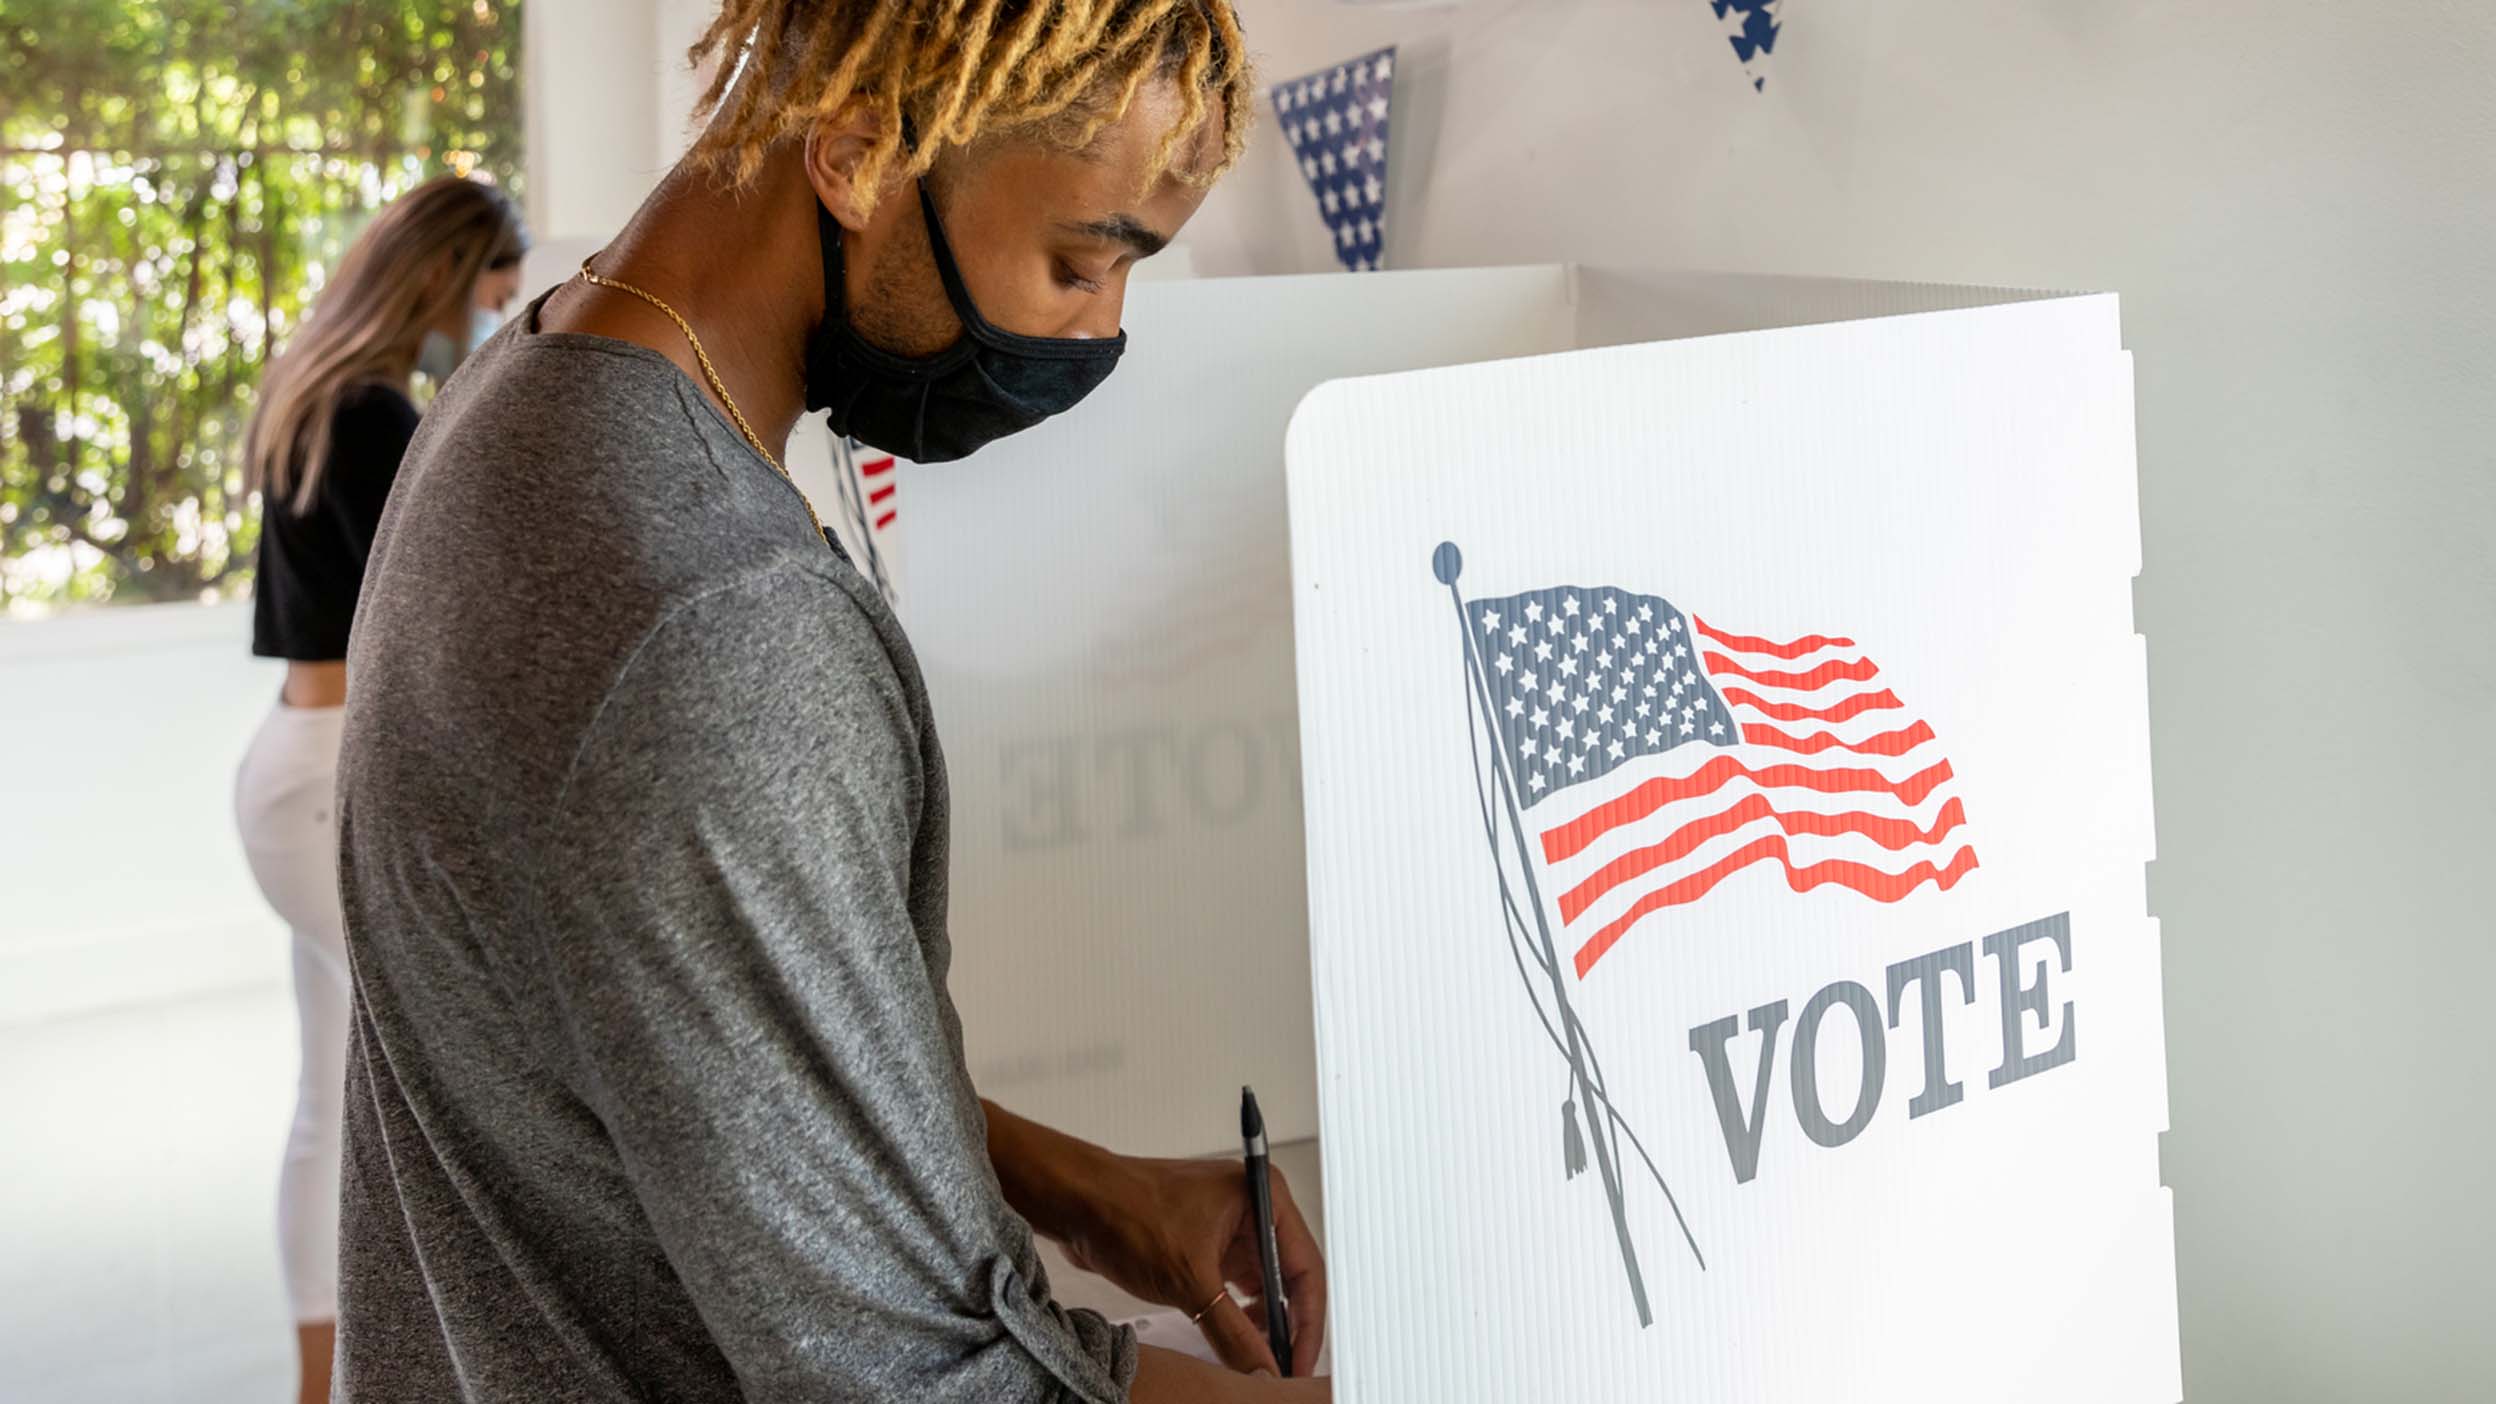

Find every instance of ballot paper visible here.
[1123,1308,1225,1364]
[1121,1306,1334,1377]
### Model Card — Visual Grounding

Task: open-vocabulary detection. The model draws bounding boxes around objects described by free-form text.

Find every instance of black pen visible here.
[1240,1086,1293,1375]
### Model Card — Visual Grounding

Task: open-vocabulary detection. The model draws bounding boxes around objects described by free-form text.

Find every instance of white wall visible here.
[523,0,715,244]
[522,0,657,241]
[1197,2,2494,1399]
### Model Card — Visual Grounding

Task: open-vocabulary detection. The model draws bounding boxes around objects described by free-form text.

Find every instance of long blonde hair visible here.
[245,176,528,516]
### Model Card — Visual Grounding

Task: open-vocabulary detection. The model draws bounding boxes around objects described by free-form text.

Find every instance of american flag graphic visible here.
[1468,580,1979,978]
[1270,47,1394,272]
[829,435,898,604]
[852,446,897,534]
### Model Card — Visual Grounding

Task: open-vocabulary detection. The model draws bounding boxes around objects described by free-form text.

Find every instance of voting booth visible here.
[899,266,1585,1155]
[902,265,2177,1399]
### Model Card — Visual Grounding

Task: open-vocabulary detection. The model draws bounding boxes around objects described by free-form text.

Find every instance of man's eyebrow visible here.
[1059,214,1168,259]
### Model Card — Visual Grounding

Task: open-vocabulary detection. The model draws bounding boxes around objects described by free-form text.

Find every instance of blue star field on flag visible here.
[1270,47,1394,272]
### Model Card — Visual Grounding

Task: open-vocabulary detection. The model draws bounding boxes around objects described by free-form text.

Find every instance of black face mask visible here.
[804,184,1125,463]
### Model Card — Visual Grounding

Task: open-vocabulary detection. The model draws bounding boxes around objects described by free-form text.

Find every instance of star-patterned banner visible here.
[1271,47,1395,272]
[1710,0,1783,92]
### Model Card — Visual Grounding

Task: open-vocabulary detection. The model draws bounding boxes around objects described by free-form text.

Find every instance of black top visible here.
[252,382,421,660]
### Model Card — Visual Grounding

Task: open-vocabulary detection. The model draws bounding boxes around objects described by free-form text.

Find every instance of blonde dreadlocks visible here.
[685,0,1253,212]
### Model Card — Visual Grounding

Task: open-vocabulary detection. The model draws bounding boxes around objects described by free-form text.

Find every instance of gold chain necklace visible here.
[573,258,825,539]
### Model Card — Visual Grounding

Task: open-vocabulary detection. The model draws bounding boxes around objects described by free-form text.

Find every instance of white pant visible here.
[233,700,349,1324]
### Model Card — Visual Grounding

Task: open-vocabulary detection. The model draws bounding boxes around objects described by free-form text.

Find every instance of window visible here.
[1,0,523,613]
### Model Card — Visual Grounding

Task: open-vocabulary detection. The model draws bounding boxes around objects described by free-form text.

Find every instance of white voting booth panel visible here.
[1289,293,2176,1400]
[900,267,1579,1157]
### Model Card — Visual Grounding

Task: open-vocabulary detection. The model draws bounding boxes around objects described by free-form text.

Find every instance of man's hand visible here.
[1132,1344,1331,1403]
[1064,1153,1328,1376]
[985,1103,1329,1377]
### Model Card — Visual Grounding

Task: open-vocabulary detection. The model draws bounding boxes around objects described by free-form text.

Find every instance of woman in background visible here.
[232,174,525,1404]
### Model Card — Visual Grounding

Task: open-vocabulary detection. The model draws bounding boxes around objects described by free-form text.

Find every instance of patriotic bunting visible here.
[1270,47,1396,272]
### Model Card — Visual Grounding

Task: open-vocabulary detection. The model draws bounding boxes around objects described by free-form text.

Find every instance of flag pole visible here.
[1435,541,1654,1328]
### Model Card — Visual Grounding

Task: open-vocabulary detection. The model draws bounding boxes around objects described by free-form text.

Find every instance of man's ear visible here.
[804,107,895,232]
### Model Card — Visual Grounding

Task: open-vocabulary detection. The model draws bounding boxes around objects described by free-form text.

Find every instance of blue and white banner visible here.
[1710,0,1784,92]
[1271,47,1396,273]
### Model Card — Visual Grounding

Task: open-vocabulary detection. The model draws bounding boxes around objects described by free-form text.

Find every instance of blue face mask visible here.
[418,305,503,384]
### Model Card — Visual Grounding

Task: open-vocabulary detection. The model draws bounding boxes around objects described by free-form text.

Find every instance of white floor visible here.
[1,981,303,1401]
[0,975,1324,1401]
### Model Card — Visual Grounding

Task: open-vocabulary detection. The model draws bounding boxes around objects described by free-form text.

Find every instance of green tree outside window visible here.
[1,0,524,612]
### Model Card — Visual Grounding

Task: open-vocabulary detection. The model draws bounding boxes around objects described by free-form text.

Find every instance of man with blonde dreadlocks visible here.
[331,3,1328,1401]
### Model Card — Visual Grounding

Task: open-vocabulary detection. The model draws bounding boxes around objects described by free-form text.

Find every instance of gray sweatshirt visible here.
[332,296,1134,1402]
